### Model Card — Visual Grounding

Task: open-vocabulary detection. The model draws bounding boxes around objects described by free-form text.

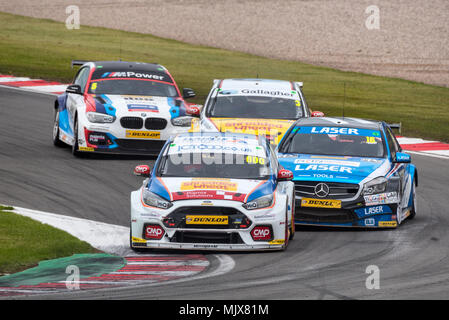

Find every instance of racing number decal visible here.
[366,136,377,144]
[246,156,266,165]
[295,100,301,107]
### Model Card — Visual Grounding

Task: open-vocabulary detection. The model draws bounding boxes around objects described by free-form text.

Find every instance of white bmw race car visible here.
[130,132,296,251]
[52,60,199,156]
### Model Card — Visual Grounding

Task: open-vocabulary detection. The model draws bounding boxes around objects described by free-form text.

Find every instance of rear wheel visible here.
[408,182,417,220]
[52,109,65,147]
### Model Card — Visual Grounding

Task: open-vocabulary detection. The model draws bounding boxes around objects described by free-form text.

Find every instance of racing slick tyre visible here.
[282,205,290,251]
[289,197,295,241]
[129,227,147,253]
[52,109,65,147]
[72,116,84,158]
[408,181,417,220]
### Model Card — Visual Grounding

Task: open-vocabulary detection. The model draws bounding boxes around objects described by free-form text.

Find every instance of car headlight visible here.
[242,194,274,210]
[363,177,388,195]
[142,189,173,209]
[171,116,194,127]
[86,112,115,123]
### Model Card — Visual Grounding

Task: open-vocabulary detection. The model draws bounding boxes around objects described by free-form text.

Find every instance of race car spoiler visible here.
[388,122,402,134]
[71,60,91,68]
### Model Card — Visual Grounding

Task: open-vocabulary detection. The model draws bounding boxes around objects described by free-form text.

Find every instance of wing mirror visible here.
[311,111,325,117]
[134,165,151,177]
[394,152,411,163]
[66,84,83,95]
[277,169,294,181]
[182,88,196,99]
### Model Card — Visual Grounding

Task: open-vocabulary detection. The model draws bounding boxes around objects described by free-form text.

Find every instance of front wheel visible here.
[129,227,147,253]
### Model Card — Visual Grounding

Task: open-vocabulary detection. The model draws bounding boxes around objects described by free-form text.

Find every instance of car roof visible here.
[293,117,383,130]
[91,61,165,72]
[219,78,293,91]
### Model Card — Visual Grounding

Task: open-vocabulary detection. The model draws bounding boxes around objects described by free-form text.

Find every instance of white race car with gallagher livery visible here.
[130,132,295,251]
[189,78,324,145]
[52,60,199,156]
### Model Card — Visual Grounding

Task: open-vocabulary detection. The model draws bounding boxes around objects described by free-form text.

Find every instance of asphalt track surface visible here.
[1,86,449,300]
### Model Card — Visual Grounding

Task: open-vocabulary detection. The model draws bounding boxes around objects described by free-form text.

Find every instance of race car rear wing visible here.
[387,122,402,134]
[71,60,90,68]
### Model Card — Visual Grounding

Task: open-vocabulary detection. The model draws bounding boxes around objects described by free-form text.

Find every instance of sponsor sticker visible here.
[294,158,360,167]
[355,205,392,217]
[297,126,381,137]
[185,215,229,225]
[295,164,353,173]
[126,130,160,139]
[180,180,237,191]
[301,198,342,209]
[364,192,398,206]
[79,146,95,152]
[379,221,398,227]
[100,71,166,81]
[131,236,147,243]
[268,239,285,245]
[127,104,159,112]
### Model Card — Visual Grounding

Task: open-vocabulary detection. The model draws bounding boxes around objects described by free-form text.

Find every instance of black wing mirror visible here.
[66,84,82,95]
[182,88,196,99]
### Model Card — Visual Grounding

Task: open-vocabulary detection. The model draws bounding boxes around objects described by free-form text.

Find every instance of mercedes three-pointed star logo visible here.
[314,183,330,198]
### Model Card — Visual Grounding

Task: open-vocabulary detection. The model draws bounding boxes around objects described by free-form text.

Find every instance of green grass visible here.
[1,12,448,141]
[0,206,97,274]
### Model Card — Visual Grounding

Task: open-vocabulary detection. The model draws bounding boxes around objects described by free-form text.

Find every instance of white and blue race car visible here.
[277,117,418,228]
[52,60,199,156]
[130,132,296,251]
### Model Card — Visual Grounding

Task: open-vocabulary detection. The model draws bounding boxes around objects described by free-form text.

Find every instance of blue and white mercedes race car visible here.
[130,132,295,251]
[52,60,199,156]
[277,117,418,228]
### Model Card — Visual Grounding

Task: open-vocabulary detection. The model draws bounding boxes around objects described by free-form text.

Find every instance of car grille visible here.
[294,181,359,199]
[295,207,357,224]
[163,206,251,230]
[170,231,244,244]
[145,118,167,130]
[115,139,166,153]
[120,117,143,129]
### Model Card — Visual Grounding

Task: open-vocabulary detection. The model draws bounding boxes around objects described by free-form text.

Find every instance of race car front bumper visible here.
[294,192,400,228]
[76,114,190,155]
[131,231,285,251]
[130,194,288,251]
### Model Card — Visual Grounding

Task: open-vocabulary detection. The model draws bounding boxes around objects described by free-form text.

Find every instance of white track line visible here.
[1,205,235,292]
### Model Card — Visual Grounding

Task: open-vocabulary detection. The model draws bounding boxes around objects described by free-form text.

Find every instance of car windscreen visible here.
[208,95,303,120]
[88,79,178,97]
[157,153,271,180]
[280,126,385,158]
